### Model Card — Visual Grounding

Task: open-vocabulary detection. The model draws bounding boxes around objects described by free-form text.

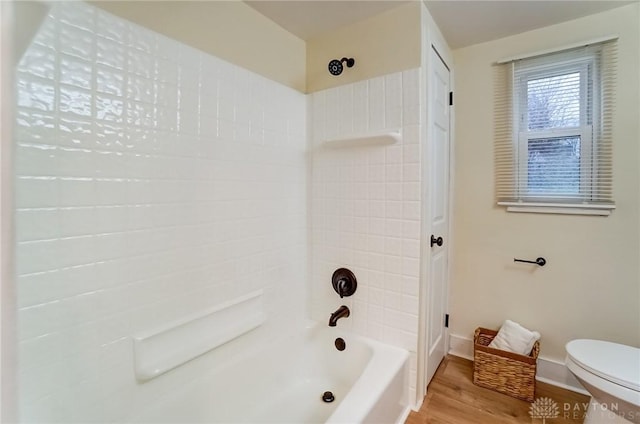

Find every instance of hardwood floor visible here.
[406,355,590,424]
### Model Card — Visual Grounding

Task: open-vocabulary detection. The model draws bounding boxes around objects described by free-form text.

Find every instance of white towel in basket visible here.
[488,319,540,355]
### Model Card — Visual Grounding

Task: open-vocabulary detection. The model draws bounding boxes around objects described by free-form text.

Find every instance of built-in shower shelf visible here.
[133,290,265,381]
[320,130,401,148]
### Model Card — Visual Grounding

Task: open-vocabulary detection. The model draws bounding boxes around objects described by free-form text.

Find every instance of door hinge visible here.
[445,313,449,328]
[449,91,453,106]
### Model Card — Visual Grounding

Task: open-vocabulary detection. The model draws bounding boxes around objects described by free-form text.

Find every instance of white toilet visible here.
[566,340,640,424]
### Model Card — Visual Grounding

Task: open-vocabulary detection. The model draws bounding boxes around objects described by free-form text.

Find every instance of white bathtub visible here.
[131,321,410,423]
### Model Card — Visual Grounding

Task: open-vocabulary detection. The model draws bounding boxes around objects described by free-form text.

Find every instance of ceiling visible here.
[245,1,407,41]
[426,1,636,49]
[244,0,637,48]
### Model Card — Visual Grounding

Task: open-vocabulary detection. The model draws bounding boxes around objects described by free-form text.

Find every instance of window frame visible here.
[512,55,596,203]
[494,37,617,216]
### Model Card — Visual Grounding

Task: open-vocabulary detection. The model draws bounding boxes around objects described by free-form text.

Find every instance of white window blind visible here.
[494,39,617,215]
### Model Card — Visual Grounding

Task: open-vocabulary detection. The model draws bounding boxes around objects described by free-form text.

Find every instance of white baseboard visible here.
[396,406,412,424]
[449,333,474,360]
[448,333,589,396]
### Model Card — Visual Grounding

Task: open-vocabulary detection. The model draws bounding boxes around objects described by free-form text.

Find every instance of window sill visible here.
[498,202,615,216]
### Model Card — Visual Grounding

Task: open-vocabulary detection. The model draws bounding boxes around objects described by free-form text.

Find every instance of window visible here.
[494,39,617,215]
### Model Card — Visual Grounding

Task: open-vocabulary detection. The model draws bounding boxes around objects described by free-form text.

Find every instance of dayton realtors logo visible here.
[529,397,560,423]
[530,397,630,422]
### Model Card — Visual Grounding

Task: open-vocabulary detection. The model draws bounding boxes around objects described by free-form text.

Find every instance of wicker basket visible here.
[473,327,539,402]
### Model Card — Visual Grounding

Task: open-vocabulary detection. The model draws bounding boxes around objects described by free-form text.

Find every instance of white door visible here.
[425,47,451,386]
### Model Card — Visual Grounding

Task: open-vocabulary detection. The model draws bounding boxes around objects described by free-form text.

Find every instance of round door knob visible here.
[430,235,443,247]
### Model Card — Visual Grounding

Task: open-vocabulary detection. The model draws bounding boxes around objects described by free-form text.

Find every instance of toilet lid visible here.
[566,339,640,392]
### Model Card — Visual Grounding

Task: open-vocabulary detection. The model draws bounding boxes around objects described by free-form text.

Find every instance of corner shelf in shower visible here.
[320,130,401,149]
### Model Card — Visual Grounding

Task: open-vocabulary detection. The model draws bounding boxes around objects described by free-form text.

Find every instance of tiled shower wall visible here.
[310,69,423,402]
[15,3,307,422]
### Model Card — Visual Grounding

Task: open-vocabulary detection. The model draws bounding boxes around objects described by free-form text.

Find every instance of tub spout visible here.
[328,305,350,327]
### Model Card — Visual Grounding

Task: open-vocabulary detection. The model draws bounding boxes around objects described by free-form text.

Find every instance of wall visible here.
[306,2,421,93]
[91,1,306,92]
[11,1,50,67]
[450,3,640,361]
[15,3,307,421]
[1,2,18,421]
[310,68,422,404]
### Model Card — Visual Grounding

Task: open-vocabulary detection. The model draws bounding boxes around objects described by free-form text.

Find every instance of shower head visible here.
[328,57,355,76]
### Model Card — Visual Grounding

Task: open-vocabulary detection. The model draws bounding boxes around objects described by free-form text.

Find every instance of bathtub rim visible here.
[317,321,410,424]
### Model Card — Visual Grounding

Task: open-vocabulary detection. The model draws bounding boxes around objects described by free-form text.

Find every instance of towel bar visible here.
[514,257,546,266]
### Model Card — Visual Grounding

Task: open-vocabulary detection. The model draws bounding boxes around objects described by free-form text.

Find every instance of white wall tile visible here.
[60,25,94,59]
[14,143,58,177]
[368,76,385,131]
[324,88,339,141]
[386,164,402,182]
[403,69,420,125]
[17,45,56,80]
[15,3,308,421]
[15,177,58,209]
[403,143,420,163]
[16,3,426,420]
[385,237,403,256]
[337,84,354,135]
[352,80,368,133]
[384,73,403,129]
[17,77,56,112]
[309,68,423,388]
[16,208,59,241]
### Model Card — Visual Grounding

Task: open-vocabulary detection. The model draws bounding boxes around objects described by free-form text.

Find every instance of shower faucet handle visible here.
[331,268,357,298]
[336,278,350,298]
